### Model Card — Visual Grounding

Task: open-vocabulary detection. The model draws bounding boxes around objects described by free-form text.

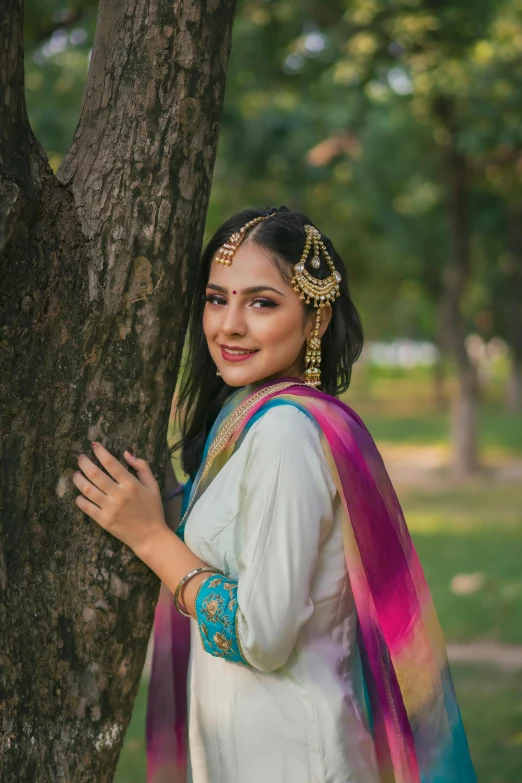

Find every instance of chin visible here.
[218,362,270,387]
[221,366,297,388]
[219,369,262,387]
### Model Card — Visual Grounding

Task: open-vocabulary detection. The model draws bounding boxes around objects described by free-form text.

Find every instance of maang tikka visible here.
[214,216,341,388]
[214,214,274,265]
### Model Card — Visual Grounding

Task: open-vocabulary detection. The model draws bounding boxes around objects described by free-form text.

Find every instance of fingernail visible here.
[126,450,133,457]
[92,442,98,448]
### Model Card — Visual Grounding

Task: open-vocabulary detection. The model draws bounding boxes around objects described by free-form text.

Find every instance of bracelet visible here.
[162,482,185,503]
[173,567,222,617]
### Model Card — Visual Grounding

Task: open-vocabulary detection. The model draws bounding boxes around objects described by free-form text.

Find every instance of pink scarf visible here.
[147,377,476,783]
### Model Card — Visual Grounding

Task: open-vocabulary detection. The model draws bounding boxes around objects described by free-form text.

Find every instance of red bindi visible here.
[232,290,237,294]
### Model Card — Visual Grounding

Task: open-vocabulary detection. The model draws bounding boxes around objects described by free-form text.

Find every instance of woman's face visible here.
[203,240,331,388]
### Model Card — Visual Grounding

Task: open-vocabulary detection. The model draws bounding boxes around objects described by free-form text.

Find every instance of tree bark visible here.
[0,0,236,779]
[435,99,480,474]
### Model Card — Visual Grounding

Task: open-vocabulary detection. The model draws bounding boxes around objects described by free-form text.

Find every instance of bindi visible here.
[232,290,237,294]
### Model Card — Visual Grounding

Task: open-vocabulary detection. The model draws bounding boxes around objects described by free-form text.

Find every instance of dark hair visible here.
[171,206,364,478]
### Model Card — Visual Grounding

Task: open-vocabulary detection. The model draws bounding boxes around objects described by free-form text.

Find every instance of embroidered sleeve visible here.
[194,574,247,664]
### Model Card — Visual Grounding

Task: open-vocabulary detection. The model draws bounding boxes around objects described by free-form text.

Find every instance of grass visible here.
[115,683,147,783]
[453,664,522,783]
[345,365,522,457]
[116,370,522,781]
[401,482,522,645]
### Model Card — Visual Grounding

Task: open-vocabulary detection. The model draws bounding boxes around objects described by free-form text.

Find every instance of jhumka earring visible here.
[292,225,342,388]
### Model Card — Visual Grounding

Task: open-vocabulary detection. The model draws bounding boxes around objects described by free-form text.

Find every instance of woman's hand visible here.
[72,442,167,553]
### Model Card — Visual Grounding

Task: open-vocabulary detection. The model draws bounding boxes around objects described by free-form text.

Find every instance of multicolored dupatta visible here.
[147,376,476,783]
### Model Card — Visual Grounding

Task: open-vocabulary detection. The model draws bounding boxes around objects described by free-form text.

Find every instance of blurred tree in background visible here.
[23,0,522,472]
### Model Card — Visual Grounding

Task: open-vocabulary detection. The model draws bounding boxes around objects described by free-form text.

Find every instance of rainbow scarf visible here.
[147,376,476,783]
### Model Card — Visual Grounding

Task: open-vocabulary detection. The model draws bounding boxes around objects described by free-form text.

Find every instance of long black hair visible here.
[171,206,364,478]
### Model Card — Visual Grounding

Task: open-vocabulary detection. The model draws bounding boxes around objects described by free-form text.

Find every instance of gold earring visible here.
[304,310,323,388]
[292,225,341,388]
[216,369,221,376]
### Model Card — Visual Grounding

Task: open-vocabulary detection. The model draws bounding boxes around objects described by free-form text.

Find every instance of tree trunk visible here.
[0,0,236,779]
[435,100,480,474]
[418,256,447,412]
[431,333,447,412]
[504,204,522,414]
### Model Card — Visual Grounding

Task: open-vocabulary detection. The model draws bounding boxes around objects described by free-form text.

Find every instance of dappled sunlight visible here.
[450,572,486,595]
[400,482,522,529]
[393,470,522,647]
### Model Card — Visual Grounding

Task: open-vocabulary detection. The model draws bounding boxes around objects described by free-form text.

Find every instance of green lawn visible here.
[402,482,522,645]
[452,664,522,783]
[121,372,522,781]
[115,682,147,783]
[348,408,522,456]
[344,365,522,457]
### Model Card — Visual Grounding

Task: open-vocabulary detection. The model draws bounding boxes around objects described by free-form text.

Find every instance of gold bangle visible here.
[173,567,222,617]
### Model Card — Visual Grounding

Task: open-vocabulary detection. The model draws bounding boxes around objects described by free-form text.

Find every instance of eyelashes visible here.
[204,294,278,309]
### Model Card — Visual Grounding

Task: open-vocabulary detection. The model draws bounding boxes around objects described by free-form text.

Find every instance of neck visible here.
[243,374,306,395]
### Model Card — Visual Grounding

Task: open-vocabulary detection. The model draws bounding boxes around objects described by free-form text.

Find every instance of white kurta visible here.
[184,404,380,783]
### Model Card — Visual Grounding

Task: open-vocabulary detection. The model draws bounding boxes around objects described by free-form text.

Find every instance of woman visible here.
[72,207,476,783]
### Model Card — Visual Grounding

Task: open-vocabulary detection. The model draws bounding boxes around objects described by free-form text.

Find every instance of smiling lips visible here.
[220,345,258,362]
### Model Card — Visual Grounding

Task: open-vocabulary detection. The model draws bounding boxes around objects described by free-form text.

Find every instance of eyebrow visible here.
[206,283,286,297]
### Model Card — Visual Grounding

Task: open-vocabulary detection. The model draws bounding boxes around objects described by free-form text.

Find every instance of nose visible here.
[220,298,247,337]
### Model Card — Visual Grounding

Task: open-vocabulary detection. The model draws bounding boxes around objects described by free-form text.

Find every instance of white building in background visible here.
[362,336,508,377]
[363,339,439,368]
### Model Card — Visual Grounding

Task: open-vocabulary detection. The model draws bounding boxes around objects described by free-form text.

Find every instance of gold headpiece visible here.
[214,214,274,265]
[214,218,341,390]
[291,225,342,388]
[291,225,341,308]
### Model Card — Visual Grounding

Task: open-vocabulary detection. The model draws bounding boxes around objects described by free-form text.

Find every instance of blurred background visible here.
[25,1,522,780]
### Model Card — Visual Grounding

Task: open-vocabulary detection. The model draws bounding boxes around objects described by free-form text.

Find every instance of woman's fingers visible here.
[77,453,117,494]
[123,451,158,491]
[72,442,166,550]
[75,492,103,523]
[72,470,107,508]
[90,442,130,485]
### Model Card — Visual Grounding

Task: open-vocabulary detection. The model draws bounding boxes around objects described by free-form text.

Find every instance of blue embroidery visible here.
[194,574,247,664]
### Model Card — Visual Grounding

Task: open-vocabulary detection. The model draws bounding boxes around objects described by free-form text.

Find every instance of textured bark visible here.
[435,104,480,474]
[0,0,236,779]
